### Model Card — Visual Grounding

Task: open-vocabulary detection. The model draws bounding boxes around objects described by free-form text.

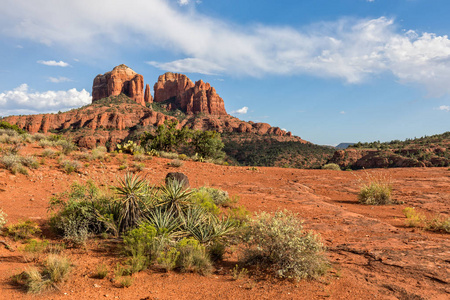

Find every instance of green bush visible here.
[241,210,327,280]
[425,215,450,233]
[49,181,116,244]
[321,163,341,171]
[403,207,425,227]
[56,139,77,155]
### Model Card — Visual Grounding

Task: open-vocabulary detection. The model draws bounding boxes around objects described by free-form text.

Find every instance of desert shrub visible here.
[91,146,107,160]
[41,149,57,158]
[22,239,50,262]
[38,139,56,148]
[133,162,145,171]
[0,208,7,229]
[403,207,425,227]
[190,189,220,215]
[5,220,41,241]
[60,160,81,174]
[175,238,212,275]
[18,254,71,293]
[358,173,393,205]
[322,163,341,171]
[0,154,38,174]
[49,181,115,244]
[241,210,327,280]
[57,140,77,155]
[425,216,450,233]
[159,151,179,159]
[192,187,230,206]
[94,264,109,279]
[178,154,188,160]
[133,153,146,162]
[228,205,251,226]
[156,247,180,271]
[31,133,47,141]
[21,156,39,169]
[117,276,134,288]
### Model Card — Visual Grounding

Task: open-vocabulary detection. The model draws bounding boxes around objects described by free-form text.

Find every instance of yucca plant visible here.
[182,210,236,245]
[116,173,151,233]
[158,179,193,217]
[145,207,182,237]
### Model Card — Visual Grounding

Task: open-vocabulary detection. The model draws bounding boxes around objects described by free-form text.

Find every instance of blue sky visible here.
[0,0,449,145]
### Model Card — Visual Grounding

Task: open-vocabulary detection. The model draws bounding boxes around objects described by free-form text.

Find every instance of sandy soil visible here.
[0,144,449,299]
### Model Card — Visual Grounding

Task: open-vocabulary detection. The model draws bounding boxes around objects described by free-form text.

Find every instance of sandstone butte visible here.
[1,65,304,149]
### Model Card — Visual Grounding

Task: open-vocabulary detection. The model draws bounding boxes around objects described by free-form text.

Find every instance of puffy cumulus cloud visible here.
[48,76,72,83]
[438,105,450,111]
[232,106,249,114]
[3,1,450,95]
[37,60,70,67]
[0,84,91,116]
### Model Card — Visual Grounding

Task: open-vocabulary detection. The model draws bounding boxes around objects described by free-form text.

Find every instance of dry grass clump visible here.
[357,172,393,205]
[14,255,71,293]
[0,208,7,229]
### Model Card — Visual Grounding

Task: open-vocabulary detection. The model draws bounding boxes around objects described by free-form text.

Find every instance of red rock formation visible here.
[153,72,227,115]
[92,64,145,106]
[144,84,153,104]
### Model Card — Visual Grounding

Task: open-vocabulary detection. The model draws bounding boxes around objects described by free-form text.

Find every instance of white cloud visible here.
[340,111,346,114]
[232,106,249,114]
[147,58,224,75]
[37,60,70,67]
[438,105,450,111]
[48,76,72,83]
[0,84,91,116]
[178,0,189,5]
[2,1,450,95]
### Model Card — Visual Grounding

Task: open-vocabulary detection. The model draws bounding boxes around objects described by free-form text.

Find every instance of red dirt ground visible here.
[0,143,449,299]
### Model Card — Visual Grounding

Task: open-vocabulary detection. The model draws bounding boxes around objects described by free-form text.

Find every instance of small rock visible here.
[94,284,102,288]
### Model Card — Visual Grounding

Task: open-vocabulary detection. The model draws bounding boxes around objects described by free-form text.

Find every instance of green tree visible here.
[191,131,225,159]
[141,120,191,152]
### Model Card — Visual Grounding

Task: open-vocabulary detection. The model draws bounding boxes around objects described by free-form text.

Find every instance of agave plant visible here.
[181,207,236,245]
[115,173,151,233]
[145,207,182,238]
[158,179,193,216]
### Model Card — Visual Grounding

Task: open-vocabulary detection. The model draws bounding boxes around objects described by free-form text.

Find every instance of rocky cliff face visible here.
[92,65,148,106]
[154,72,227,115]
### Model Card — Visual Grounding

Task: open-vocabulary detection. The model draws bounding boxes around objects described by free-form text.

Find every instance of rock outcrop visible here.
[144,84,153,104]
[92,65,145,106]
[154,72,227,115]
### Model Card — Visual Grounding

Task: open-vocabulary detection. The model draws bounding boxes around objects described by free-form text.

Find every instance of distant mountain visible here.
[329,132,449,169]
[335,143,355,149]
[1,64,336,168]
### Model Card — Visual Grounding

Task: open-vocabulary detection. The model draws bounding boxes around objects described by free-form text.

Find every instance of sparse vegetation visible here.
[403,207,450,233]
[5,220,41,241]
[168,159,183,168]
[357,173,393,205]
[0,208,7,229]
[15,254,71,293]
[240,210,328,280]
[60,159,81,174]
[322,163,341,170]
